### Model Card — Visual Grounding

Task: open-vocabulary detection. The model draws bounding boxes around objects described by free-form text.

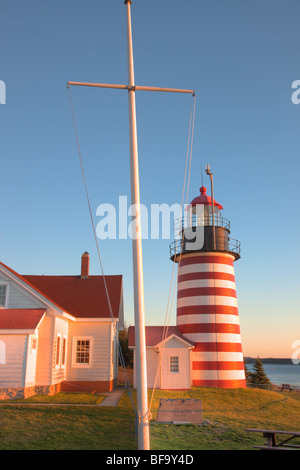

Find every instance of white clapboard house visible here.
[0,252,124,399]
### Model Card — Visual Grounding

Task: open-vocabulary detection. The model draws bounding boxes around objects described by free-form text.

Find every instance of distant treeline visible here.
[244,357,296,365]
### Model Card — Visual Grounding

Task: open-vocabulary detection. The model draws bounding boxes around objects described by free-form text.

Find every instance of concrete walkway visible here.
[98,387,125,407]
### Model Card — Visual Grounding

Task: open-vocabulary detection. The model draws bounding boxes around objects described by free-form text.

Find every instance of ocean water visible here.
[248,363,300,387]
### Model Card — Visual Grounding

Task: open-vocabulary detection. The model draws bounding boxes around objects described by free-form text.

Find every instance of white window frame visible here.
[169,355,179,373]
[0,283,9,308]
[55,333,61,368]
[61,335,67,369]
[72,336,92,368]
[30,333,38,354]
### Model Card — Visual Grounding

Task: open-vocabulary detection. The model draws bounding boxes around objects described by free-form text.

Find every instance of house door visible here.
[160,349,190,390]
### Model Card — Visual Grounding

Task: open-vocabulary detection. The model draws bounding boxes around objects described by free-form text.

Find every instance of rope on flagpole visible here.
[147,92,196,418]
[67,85,137,417]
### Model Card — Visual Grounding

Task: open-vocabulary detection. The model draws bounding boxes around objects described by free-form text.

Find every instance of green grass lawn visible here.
[0,387,299,450]
[1,392,105,405]
[149,388,300,450]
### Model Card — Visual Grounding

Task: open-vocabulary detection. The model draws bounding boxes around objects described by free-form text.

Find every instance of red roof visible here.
[22,275,122,319]
[189,186,223,210]
[0,309,45,330]
[0,261,122,320]
[128,326,194,348]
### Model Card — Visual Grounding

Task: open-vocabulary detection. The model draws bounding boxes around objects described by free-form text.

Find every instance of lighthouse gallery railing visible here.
[169,236,241,258]
[173,214,231,234]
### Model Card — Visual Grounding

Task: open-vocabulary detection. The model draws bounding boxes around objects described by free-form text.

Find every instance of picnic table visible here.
[245,428,300,450]
[279,383,294,392]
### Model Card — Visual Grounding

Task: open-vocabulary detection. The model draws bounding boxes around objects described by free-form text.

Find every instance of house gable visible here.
[0,270,45,310]
[128,326,194,349]
[0,264,64,314]
[155,334,194,350]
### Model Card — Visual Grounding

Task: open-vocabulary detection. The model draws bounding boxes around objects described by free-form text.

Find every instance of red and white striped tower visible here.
[170,183,246,388]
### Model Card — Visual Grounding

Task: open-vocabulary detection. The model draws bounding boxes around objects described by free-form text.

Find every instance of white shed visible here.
[128,326,194,390]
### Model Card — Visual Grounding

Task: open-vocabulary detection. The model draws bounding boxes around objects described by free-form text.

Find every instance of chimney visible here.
[81,252,90,278]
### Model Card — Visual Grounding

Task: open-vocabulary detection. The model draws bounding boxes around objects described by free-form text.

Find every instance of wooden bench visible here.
[279,383,294,392]
[245,428,300,450]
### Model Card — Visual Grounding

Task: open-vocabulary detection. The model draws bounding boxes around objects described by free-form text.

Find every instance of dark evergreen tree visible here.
[119,323,133,369]
[244,359,254,383]
[251,357,271,385]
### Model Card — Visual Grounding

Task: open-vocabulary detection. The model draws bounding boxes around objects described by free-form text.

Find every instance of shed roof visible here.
[0,309,45,330]
[128,326,194,348]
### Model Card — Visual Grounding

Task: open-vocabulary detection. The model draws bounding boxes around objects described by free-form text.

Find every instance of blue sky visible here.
[0,0,299,358]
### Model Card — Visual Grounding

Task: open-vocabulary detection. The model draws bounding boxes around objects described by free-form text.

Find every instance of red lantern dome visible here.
[189,186,223,210]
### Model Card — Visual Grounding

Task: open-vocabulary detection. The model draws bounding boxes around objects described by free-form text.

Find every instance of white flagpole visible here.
[124,0,150,450]
[67,2,195,450]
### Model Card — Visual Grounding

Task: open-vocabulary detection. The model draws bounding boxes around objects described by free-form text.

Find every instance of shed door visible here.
[160,349,190,390]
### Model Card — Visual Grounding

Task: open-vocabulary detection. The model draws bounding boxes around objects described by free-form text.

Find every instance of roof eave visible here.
[155,333,195,349]
[0,329,37,334]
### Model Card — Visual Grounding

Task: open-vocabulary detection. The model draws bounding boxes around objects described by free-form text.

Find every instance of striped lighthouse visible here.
[170,181,246,388]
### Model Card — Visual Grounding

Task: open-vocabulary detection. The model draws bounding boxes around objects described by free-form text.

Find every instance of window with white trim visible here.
[170,356,179,373]
[55,334,61,366]
[0,285,7,307]
[30,334,38,353]
[61,337,67,366]
[73,338,91,366]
